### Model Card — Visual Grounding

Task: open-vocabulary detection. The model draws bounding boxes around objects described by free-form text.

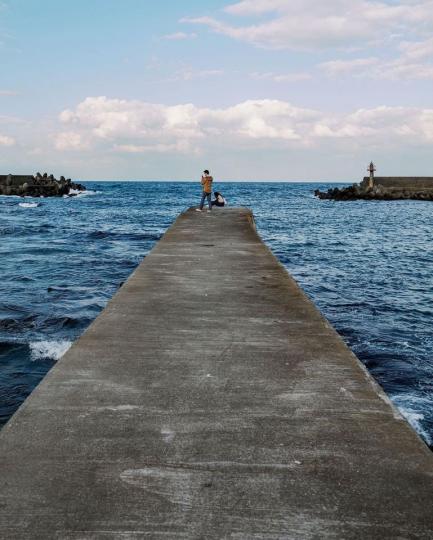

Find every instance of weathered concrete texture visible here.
[1,208,432,539]
[363,176,433,190]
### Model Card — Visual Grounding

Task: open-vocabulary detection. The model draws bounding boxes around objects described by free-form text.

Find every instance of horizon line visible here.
[76,179,353,183]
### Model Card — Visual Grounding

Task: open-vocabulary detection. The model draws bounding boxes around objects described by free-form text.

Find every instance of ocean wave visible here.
[391,395,433,446]
[0,224,53,236]
[18,202,40,208]
[0,340,27,355]
[88,230,162,241]
[30,340,72,361]
[0,313,89,334]
[64,189,98,198]
[88,230,111,239]
[43,315,89,329]
[0,315,37,331]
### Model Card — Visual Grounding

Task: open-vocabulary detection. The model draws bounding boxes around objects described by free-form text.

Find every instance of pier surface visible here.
[1,208,433,539]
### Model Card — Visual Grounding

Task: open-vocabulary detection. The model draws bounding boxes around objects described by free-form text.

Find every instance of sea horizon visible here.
[73,179,354,184]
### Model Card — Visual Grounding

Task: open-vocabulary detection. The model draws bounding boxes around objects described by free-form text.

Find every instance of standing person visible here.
[196,170,213,212]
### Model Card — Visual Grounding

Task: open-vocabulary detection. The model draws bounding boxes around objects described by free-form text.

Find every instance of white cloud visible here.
[319,58,379,77]
[399,37,433,60]
[250,71,312,82]
[178,2,433,83]
[0,134,15,146]
[182,1,433,51]
[172,67,224,81]
[114,141,194,154]
[56,96,433,158]
[223,0,288,15]
[380,60,433,80]
[162,31,197,40]
[55,131,87,151]
[146,63,224,83]
[320,37,433,80]
[312,106,420,139]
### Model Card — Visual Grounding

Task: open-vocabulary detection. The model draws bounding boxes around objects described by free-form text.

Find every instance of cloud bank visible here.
[56,96,433,156]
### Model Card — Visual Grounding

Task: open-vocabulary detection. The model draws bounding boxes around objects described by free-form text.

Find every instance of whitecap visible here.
[18,202,40,208]
[30,340,72,361]
[66,189,97,198]
[392,394,433,445]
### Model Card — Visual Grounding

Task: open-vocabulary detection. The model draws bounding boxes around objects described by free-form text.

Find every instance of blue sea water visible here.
[1,181,432,448]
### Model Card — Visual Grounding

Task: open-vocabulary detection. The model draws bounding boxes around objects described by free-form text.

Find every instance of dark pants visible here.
[200,192,212,210]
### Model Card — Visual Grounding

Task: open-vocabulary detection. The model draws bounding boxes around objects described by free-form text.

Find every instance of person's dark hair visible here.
[204,170,209,175]
[214,192,220,197]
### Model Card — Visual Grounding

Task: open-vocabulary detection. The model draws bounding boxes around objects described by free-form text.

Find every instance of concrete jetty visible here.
[362,176,433,190]
[1,208,433,539]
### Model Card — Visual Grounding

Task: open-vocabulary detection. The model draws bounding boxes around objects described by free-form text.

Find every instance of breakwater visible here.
[368,177,433,190]
[315,176,433,200]
[0,207,432,538]
[0,173,85,196]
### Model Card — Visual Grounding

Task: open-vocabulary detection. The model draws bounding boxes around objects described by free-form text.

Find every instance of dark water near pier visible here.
[1,182,432,447]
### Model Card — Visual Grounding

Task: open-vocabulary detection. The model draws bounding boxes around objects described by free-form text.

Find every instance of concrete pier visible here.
[1,208,432,539]
[362,176,433,190]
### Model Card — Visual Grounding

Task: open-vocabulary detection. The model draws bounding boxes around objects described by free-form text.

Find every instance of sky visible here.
[1,0,433,181]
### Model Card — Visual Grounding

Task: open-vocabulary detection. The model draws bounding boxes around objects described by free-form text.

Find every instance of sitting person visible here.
[212,191,226,207]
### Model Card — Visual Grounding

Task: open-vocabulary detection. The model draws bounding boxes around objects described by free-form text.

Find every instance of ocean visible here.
[1,181,432,448]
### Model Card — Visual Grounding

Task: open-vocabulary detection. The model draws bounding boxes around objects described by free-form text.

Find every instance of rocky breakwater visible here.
[315,177,433,201]
[0,172,86,197]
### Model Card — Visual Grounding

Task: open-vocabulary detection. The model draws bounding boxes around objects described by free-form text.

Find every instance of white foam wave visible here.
[392,395,432,445]
[19,202,40,208]
[30,340,72,361]
[65,189,97,198]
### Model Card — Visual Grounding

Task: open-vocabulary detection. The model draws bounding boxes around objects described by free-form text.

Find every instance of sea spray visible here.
[30,340,72,361]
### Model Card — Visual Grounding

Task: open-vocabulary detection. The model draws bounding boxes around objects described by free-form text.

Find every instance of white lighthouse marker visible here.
[368,161,376,189]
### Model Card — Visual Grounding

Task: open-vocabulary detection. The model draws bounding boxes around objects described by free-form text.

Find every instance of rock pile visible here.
[314,180,433,201]
[0,172,86,197]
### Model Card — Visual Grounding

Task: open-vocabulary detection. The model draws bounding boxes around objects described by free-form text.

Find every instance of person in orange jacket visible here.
[196,170,213,212]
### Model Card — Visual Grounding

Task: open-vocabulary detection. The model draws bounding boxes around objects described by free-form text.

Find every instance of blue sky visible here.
[1,0,433,180]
